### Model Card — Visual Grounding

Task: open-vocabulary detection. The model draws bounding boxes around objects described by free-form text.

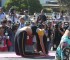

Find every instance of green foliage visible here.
[27,0,42,14]
[58,0,70,11]
[58,0,70,5]
[43,8,52,13]
[4,0,42,14]
[4,0,27,11]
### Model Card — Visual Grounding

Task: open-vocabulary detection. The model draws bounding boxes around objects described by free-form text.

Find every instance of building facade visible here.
[0,0,7,7]
[39,0,60,12]
[39,0,58,4]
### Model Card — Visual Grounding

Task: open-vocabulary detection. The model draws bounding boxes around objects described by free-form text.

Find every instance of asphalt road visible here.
[0,51,55,60]
[0,58,55,60]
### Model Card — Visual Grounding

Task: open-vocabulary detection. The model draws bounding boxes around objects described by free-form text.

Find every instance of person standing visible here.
[53,23,64,50]
[23,10,30,21]
[37,9,47,23]
[17,16,25,30]
[8,8,20,24]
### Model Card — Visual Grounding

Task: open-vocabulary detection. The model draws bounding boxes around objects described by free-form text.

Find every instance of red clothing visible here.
[4,39,12,46]
[26,35,33,45]
[0,36,12,51]
[0,47,8,51]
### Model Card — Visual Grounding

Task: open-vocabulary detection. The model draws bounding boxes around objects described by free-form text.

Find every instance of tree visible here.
[4,0,28,11]
[4,0,42,14]
[58,0,70,12]
[27,0,42,14]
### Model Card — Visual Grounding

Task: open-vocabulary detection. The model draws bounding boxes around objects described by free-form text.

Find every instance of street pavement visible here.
[0,57,55,60]
[0,51,55,60]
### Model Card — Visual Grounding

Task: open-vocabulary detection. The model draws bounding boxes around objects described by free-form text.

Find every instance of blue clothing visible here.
[56,36,70,60]
[18,23,25,30]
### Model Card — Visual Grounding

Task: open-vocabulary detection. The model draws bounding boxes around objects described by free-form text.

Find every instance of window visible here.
[46,1,58,4]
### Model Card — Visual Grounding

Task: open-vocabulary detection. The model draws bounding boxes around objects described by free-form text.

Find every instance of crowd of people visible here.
[0,6,69,56]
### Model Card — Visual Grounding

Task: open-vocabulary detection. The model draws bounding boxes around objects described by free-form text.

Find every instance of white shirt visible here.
[17,23,25,30]
[33,35,36,42]
[8,14,20,24]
